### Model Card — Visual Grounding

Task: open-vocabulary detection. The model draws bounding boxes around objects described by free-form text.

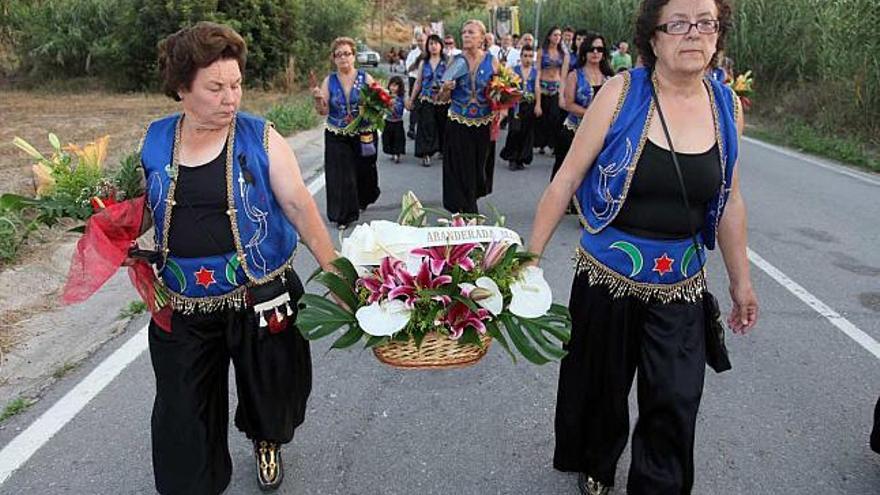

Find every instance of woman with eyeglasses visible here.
[554,33,615,183]
[525,1,758,493]
[407,34,449,167]
[534,26,566,156]
[437,19,501,214]
[311,37,381,230]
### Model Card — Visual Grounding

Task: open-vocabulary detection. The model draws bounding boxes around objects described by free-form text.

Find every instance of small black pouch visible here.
[248,270,303,337]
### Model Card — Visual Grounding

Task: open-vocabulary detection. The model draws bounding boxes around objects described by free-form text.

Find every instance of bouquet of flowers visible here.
[4,133,170,329]
[296,192,571,368]
[485,64,523,112]
[729,70,754,111]
[344,81,395,133]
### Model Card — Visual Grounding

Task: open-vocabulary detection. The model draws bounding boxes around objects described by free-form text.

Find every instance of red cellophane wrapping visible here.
[61,195,172,331]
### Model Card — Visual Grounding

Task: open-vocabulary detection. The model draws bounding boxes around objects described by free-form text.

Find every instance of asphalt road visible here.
[0,125,878,494]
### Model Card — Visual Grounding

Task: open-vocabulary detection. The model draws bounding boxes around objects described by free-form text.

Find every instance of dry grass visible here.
[0,89,291,195]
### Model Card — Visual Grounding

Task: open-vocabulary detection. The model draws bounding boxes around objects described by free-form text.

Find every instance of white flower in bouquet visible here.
[355,299,412,336]
[459,276,503,315]
[340,220,420,267]
[508,266,553,318]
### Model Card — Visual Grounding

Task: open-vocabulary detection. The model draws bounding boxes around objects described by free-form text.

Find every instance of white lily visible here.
[459,277,504,315]
[340,220,420,267]
[355,299,412,336]
[508,266,553,318]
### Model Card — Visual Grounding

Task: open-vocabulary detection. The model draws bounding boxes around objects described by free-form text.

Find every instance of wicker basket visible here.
[372,332,492,369]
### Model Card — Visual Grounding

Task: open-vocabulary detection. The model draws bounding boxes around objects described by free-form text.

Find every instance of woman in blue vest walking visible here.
[437,19,500,214]
[140,22,338,494]
[312,37,382,230]
[526,1,758,493]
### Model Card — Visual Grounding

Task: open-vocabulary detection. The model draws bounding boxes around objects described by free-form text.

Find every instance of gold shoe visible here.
[577,473,611,495]
[254,440,284,491]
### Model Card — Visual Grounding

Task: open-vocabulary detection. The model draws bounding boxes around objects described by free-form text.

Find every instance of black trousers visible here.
[149,274,312,495]
[414,102,448,158]
[443,119,490,214]
[552,126,575,180]
[324,130,380,225]
[554,271,706,494]
[872,395,880,453]
[499,102,536,165]
[407,76,417,132]
[535,91,564,151]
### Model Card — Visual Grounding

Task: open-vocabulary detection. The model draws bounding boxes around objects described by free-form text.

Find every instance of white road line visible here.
[743,136,880,187]
[0,171,327,486]
[748,247,880,360]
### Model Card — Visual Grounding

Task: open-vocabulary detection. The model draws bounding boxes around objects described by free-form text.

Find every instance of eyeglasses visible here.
[444,41,454,46]
[586,46,606,54]
[333,51,353,58]
[655,19,721,35]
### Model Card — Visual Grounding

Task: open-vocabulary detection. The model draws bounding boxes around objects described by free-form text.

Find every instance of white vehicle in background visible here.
[356,43,380,67]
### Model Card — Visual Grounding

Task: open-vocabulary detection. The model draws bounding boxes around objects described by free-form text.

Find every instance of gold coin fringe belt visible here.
[573,247,706,304]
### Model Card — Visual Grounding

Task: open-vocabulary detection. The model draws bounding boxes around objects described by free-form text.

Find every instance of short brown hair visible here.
[330,37,357,57]
[634,0,732,70]
[157,22,247,101]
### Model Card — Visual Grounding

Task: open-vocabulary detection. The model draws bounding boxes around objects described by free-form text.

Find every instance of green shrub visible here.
[265,96,319,136]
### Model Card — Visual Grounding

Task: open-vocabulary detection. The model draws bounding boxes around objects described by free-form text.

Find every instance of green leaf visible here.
[486,320,516,362]
[296,294,357,340]
[458,327,481,346]
[519,317,568,360]
[413,330,426,349]
[0,194,40,212]
[331,257,360,286]
[331,325,364,349]
[499,314,550,365]
[314,271,358,310]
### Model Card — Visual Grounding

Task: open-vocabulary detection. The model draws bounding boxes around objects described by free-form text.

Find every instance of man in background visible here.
[611,40,633,72]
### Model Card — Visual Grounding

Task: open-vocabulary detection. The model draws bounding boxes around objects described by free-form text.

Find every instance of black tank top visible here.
[167,145,237,257]
[611,140,721,239]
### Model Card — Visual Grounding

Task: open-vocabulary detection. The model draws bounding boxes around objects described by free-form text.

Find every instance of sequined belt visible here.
[447,110,493,127]
[575,226,706,303]
[540,80,560,95]
[158,250,296,313]
[563,117,580,131]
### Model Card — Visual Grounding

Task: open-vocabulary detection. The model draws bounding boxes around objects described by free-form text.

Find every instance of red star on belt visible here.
[652,253,675,277]
[194,266,216,289]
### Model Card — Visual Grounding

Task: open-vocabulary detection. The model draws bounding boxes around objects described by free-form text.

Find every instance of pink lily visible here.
[438,301,491,340]
[411,244,478,276]
[481,241,510,271]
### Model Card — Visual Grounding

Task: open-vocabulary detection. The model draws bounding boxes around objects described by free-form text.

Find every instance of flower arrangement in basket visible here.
[344,81,394,133]
[728,70,754,111]
[296,192,571,369]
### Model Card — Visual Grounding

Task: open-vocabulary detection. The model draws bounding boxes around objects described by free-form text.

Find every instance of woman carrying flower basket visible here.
[312,36,387,230]
[527,1,758,493]
[437,20,502,215]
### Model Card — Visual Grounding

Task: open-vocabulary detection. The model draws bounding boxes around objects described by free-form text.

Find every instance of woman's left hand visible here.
[727,282,758,334]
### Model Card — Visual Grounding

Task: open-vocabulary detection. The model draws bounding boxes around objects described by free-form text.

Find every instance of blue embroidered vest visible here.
[564,70,595,129]
[327,70,368,134]
[419,58,448,101]
[386,95,405,122]
[572,67,740,302]
[515,65,537,99]
[447,53,495,125]
[141,112,299,309]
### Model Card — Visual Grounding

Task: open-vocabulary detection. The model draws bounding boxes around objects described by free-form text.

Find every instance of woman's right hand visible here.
[534,103,543,117]
[405,99,413,111]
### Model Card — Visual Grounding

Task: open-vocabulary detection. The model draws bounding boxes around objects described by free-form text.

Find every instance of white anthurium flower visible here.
[508,266,553,318]
[370,220,421,260]
[460,277,504,315]
[340,223,381,266]
[355,299,412,336]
